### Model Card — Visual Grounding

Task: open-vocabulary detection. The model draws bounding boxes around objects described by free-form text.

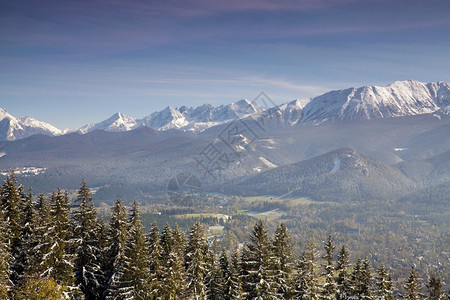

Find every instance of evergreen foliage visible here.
[426,273,443,300]
[404,265,420,300]
[335,245,352,300]
[185,220,209,299]
[295,237,322,300]
[72,180,103,299]
[0,176,448,299]
[273,222,295,299]
[375,263,394,300]
[321,233,336,300]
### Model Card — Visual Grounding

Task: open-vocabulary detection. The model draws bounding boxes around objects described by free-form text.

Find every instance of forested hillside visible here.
[0,173,448,299]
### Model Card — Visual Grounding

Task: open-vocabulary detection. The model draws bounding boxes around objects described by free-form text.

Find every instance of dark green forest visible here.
[0,172,448,299]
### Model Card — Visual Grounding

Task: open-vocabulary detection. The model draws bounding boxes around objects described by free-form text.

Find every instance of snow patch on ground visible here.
[394,147,408,152]
[329,157,341,174]
[0,167,47,177]
[0,152,5,158]
[258,156,277,168]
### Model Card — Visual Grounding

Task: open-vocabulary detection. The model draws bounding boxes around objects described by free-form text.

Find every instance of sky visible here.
[1,0,450,129]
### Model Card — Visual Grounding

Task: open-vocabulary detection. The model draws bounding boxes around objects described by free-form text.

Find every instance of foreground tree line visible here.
[0,173,447,299]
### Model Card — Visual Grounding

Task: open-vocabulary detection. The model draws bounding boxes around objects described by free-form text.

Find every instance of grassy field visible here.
[242,196,326,206]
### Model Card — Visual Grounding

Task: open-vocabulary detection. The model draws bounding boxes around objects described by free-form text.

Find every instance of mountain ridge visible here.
[2,80,450,141]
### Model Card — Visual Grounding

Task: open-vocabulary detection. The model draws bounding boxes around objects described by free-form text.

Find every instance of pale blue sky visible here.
[1,0,450,129]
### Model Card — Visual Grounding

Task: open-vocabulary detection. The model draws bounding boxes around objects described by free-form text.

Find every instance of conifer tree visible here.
[206,250,225,300]
[16,188,36,287]
[161,243,184,299]
[41,189,80,298]
[31,193,52,277]
[120,201,151,299]
[148,221,163,298]
[335,245,352,300]
[161,222,174,255]
[426,273,443,300]
[273,222,295,299]
[374,263,393,300]
[104,198,128,299]
[1,171,26,286]
[404,265,420,300]
[0,209,12,298]
[321,234,336,300]
[229,250,243,300]
[96,218,109,296]
[360,258,372,299]
[241,219,277,299]
[295,237,321,300]
[160,222,185,300]
[219,249,232,299]
[72,180,103,299]
[185,220,209,299]
[172,222,187,267]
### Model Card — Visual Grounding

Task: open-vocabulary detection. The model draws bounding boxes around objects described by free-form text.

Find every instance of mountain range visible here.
[2,80,450,142]
[1,80,450,204]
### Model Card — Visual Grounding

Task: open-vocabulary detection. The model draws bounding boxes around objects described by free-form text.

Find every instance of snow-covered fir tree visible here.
[185,220,209,299]
[321,234,336,300]
[104,198,128,299]
[206,250,225,300]
[0,209,12,299]
[272,222,295,299]
[240,219,277,299]
[41,189,82,299]
[335,245,352,300]
[72,180,103,299]
[228,250,243,300]
[404,265,420,300]
[120,201,151,299]
[374,263,394,300]
[0,171,26,287]
[426,273,444,300]
[148,221,163,298]
[295,237,322,300]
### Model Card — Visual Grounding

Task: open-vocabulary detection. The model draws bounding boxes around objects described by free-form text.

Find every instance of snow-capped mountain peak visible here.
[77,112,137,134]
[0,108,64,141]
[299,80,450,123]
[3,80,450,141]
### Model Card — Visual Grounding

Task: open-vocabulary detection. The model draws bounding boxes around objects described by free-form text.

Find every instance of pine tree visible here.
[273,222,295,299]
[1,171,26,287]
[161,243,184,299]
[295,237,322,300]
[172,223,187,267]
[160,222,185,300]
[219,249,232,299]
[374,263,393,300]
[321,233,336,300]
[148,221,163,298]
[404,265,420,300]
[206,250,225,300]
[104,198,128,299]
[72,180,103,299]
[96,218,109,296]
[16,188,36,287]
[41,189,80,298]
[120,201,151,299]
[426,273,443,300]
[229,250,243,300]
[31,193,52,277]
[240,219,277,299]
[335,245,351,300]
[185,220,209,299]
[0,209,12,298]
